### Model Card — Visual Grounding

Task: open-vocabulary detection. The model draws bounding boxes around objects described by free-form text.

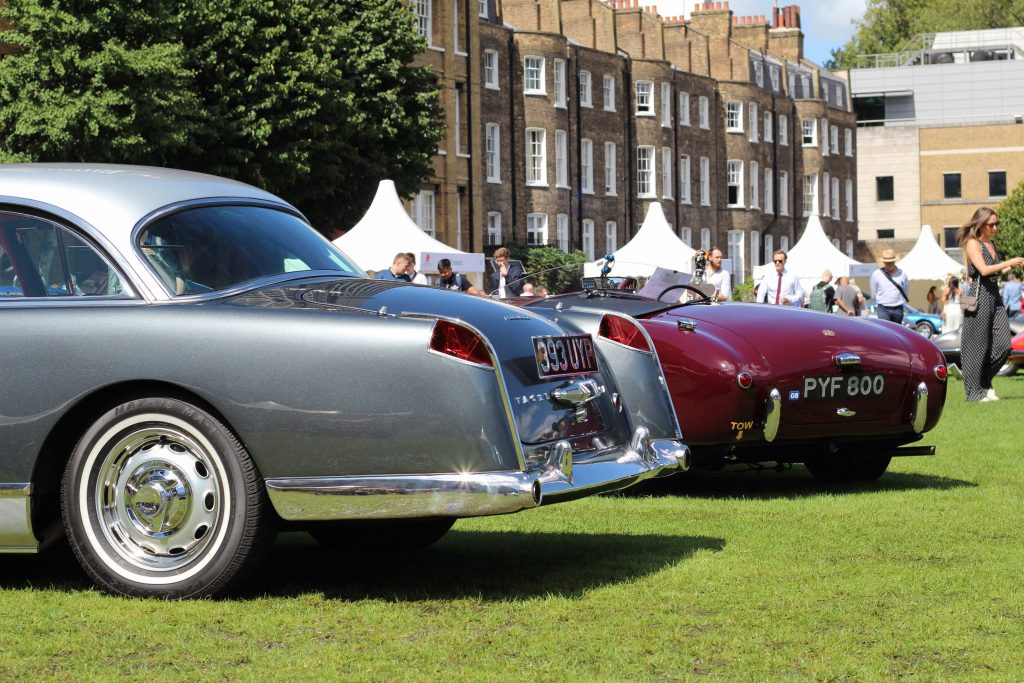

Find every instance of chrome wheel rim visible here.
[94,425,224,573]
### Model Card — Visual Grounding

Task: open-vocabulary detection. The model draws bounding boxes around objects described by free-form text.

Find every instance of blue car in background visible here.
[867,302,942,338]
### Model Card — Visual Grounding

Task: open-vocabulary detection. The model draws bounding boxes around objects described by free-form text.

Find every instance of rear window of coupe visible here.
[138,205,361,295]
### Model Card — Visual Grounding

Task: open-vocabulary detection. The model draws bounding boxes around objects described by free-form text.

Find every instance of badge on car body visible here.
[822,329,836,337]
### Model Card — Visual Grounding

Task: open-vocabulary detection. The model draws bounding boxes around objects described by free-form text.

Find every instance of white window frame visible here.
[764,235,774,265]
[700,228,711,250]
[748,102,758,142]
[603,75,615,111]
[605,221,617,253]
[779,114,788,146]
[764,167,773,214]
[526,128,547,186]
[485,122,500,183]
[803,173,818,216]
[454,87,464,155]
[680,226,692,246]
[527,213,549,246]
[414,189,436,237]
[524,56,545,95]
[698,96,709,129]
[553,59,565,106]
[635,81,654,116]
[679,155,691,204]
[556,213,569,252]
[770,65,780,91]
[822,172,831,217]
[781,236,789,252]
[754,61,764,88]
[579,71,592,108]
[662,146,673,199]
[452,0,463,54]
[821,118,829,156]
[727,229,745,282]
[479,0,488,18]
[750,229,760,269]
[830,125,839,155]
[726,101,743,132]
[700,156,710,206]
[763,111,773,142]
[831,176,840,218]
[845,179,854,221]
[582,219,595,260]
[554,129,568,188]
[678,92,690,126]
[779,171,789,216]
[604,142,617,196]
[637,146,656,198]
[801,118,816,146]
[581,138,594,194]
[487,211,502,246]
[414,0,432,43]
[750,161,759,209]
[483,49,499,89]
[661,82,672,127]
[846,239,854,258]
[726,160,744,208]
[845,128,853,157]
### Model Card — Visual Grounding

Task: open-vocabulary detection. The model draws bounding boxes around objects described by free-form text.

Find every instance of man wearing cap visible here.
[870,248,910,324]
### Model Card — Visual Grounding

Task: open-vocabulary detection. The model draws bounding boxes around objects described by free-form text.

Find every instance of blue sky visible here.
[652,0,868,65]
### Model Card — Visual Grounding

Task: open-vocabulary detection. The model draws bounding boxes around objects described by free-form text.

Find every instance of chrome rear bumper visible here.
[265,436,688,522]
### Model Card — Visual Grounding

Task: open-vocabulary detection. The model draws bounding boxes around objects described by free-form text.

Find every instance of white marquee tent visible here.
[896,225,965,280]
[583,203,695,278]
[333,179,475,273]
[752,214,861,295]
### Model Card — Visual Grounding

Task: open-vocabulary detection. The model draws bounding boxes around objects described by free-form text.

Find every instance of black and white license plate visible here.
[802,373,885,400]
[533,335,599,379]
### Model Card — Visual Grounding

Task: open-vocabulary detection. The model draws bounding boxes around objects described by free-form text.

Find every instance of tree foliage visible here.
[0,0,443,232]
[510,246,586,295]
[995,179,1024,276]
[827,0,1024,69]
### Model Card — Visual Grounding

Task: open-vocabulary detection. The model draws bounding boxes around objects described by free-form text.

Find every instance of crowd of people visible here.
[370,247,548,298]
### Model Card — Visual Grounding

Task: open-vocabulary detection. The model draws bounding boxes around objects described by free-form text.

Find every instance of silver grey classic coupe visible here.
[0,164,687,598]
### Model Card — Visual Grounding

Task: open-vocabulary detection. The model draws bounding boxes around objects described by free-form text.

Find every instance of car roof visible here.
[0,163,288,241]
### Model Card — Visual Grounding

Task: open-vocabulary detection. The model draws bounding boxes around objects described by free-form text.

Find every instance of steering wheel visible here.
[656,283,714,304]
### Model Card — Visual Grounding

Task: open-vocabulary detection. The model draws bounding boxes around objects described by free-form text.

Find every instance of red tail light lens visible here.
[430,320,494,368]
[736,371,753,389]
[934,364,947,381]
[598,314,651,352]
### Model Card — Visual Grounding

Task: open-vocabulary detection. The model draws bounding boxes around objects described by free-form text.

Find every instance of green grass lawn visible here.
[3,375,1023,680]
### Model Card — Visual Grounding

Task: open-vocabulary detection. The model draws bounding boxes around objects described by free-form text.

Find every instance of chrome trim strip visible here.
[763,389,782,442]
[0,484,38,552]
[835,352,861,367]
[911,381,929,433]
[836,408,857,417]
[264,436,687,521]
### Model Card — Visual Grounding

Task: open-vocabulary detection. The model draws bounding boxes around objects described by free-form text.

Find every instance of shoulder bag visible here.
[960,294,978,313]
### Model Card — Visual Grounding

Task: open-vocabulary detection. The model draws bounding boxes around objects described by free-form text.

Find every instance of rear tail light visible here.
[429,320,494,368]
[934,364,947,381]
[598,314,651,352]
[736,371,753,389]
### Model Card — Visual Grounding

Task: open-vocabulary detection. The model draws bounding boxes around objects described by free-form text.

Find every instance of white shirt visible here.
[409,271,428,285]
[705,267,732,301]
[757,268,804,306]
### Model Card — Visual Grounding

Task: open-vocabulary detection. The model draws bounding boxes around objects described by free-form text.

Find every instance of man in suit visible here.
[489,247,524,297]
[756,249,804,306]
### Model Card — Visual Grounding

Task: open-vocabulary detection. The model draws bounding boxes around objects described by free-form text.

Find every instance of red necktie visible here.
[774,272,782,304]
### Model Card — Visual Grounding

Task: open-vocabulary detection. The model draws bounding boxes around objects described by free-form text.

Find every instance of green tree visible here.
[511,246,586,295]
[0,0,443,232]
[995,180,1024,275]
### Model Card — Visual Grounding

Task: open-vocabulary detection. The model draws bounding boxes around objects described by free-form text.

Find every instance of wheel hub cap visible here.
[124,458,190,537]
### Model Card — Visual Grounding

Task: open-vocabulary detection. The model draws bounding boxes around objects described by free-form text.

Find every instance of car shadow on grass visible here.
[621,467,976,501]
[250,530,723,601]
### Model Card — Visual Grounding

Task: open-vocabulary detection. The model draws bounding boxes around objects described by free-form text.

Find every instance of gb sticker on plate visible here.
[788,390,800,401]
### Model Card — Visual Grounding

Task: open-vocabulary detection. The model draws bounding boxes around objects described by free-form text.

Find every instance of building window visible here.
[526,128,547,186]
[765,167,773,214]
[700,228,711,250]
[764,235,774,264]
[554,129,568,188]
[750,229,760,268]
[579,71,592,108]
[452,0,462,52]
[485,123,500,182]
[876,176,894,202]
[770,65,780,91]
[635,81,654,115]
[845,179,854,221]
[779,114,788,146]
[727,229,745,281]
[582,220,595,260]
[831,176,840,218]
[603,75,615,111]
[414,0,432,41]
[779,171,789,216]
[661,82,672,126]
[750,161,759,209]
[846,239,854,258]
[781,236,789,252]
[726,101,743,132]
[763,111,773,142]
[943,226,958,250]
[845,128,853,156]
[700,156,710,206]
[556,213,569,252]
[606,221,617,253]
[803,173,818,216]
[527,213,548,246]
[678,92,690,126]
[524,56,544,94]
[698,96,709,129]
[487,211,502,246]
[662,147,673,199]
[637,146,655,197]
[680,226,692,246]
[830,125,839,154]
[483,50,499,89]
[943,173,961,199]
[801,118,816,146]
[821,119,829,155]
[748,102,758,142]
[680,155,691,204]
[990,171,1007,197]
[822,172,830,217]
[605,142,617,196]
[832,237,841,250]
[753,61,763,88]
[726,160,744,207]
[581,138,594,194]
[553,59,565,106]
[877,229,895,239]
[479,0,488,17]
[414,189,435,236]
[454,86,464,154]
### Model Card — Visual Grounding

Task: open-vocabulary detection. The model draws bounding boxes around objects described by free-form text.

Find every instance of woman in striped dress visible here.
[957,208,1024,402]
